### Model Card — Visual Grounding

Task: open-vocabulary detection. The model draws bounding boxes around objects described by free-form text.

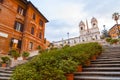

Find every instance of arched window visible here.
[81,27,83,30]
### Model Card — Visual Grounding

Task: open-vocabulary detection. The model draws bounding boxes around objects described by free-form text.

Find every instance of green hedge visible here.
[11,42,102,80]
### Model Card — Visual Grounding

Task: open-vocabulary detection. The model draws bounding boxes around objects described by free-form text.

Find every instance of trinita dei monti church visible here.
[53,17,101,47]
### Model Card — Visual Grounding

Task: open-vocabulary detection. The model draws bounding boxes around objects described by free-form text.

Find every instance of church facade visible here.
[53,17,101,48]
[79,17,100,42]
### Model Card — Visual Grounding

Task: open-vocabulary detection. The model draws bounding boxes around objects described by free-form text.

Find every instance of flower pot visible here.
[77,65,82,72]
[23,57,26,60]
[66,73,74,80]
[85,60,91,66]
[14,57,17,60]
[91,55,96,61]
[2,63,7,67]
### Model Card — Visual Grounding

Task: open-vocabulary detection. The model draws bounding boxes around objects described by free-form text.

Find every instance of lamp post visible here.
[67,32,70,44]
[103,25,107,37]
[103,25,106,31]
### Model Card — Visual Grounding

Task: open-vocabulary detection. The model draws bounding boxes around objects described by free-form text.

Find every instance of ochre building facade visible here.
[0,0,48,54]
[108,24,120,38]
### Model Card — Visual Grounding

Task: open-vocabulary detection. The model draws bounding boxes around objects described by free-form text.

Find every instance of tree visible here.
[112,12,120,24]
[101,25,110,39]
[112,12,120,38]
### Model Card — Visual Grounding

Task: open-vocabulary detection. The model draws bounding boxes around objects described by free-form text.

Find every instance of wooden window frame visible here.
[14,21,24,32]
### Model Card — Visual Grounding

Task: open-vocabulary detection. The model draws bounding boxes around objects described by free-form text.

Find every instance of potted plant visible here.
[59,59,77,80]
[22,51,30,60]
[110,39,119,44]
[10,50,20,60]
[1,56,10,67]
[106,38,112,43]
[71,52,85,72]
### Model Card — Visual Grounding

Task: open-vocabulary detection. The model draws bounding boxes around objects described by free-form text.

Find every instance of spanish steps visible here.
[74,45,120,80]
[0,45,120,80]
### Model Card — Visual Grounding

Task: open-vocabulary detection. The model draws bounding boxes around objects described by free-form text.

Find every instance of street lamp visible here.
[67,32,70,44]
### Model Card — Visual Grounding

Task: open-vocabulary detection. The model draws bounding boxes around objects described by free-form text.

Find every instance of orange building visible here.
[0,0,48,54]
[108,24,120,38]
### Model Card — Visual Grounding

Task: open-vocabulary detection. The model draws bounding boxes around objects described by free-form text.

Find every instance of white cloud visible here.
[30,0,120,42]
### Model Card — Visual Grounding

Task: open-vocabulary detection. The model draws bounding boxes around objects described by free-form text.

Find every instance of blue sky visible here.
[29,0,120,42]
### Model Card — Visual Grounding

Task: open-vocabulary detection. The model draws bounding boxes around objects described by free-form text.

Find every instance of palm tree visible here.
[112,12,120,24]
[112,12,120,38]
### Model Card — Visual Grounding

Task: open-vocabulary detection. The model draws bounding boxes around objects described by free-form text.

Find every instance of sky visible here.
[29,0,120,42]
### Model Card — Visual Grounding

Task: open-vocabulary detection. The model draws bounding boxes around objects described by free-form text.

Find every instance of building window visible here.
[81,27,83,30]
[17,6,25,16]
[31,27,34,35]
[39,32,42,39]
[32,13,36,20]
[14,21,24,32]
[29,42,33,50]
[10,38,22,49]
[39,20,43,27]
[95,35,98,39]
[0,0,3,3]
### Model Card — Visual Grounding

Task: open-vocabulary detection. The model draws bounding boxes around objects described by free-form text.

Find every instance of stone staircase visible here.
[0,68,13,80]
[74,45,120,80]
[0,50,39,80]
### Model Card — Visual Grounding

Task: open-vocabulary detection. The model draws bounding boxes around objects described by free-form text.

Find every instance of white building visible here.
[53,17,101,47]
[79,17,101,42]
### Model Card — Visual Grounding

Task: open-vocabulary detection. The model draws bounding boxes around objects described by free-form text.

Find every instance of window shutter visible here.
[14,21,17,29]
[21,24,24,32]
[23,9,26,16]
[17,40,22,49]
[10,38,14,47]
[17,6,20,13]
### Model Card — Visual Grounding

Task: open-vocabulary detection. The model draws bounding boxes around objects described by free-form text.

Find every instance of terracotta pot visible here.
[85,60,91,66]
[23,57,26,60]
[77,65,82,72]
[66,73,74,80]
[2,63,7,67]
[14,57,17,60]
[91,55,96,61]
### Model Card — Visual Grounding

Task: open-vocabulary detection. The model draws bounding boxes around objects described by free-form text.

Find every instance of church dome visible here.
[91,17,97,23]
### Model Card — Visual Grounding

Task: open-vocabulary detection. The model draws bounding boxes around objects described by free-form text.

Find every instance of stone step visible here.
[0,68,13,80]
[0,73,12,77]
[100,54,120,56]
[97,56,120,59]
[100,53,120,55]
[103,50,120,54]
[0,76,10,80]
[89,64,120,67]
[99,55,120,57]
[0,69,13,74]
[91,60,120,64]
[92,58,120,61]
[74,75,120,80]
[83,67,120,72]
[74,71,120,77]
